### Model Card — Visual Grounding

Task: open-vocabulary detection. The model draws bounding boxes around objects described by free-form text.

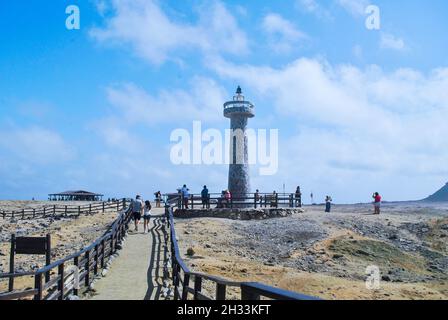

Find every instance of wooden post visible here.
[45,234,51,283]
[194,276,202,300]
[216,283,226,300]
[102,202,105,213]
[117,201,119,211]
[43,207,46,218]
[64,206,68,217]
[78,206,81,217]
[89,204,92,215]
[182,273,190,300]
[53,205,56,217]
[12,211,15,219]
[241,285,260,300]
[85,251,90,287]
[22,209,25,220]
[173,263,180,300]
[100,240,105,268]
[58,263,65,300]
[33,209,36,219]
[34,273,43,300]
[276,193,279,208]
[73,256,79,296]
[122,198,126,210]
[191,195,194,210]
[110,233,114,254]
[94,245,99,275]
[9,234,16,292]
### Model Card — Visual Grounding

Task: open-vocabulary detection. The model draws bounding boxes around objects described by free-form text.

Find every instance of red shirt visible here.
[374,195,382,203]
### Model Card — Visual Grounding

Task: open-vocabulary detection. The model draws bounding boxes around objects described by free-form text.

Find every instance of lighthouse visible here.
[224,86,255,199]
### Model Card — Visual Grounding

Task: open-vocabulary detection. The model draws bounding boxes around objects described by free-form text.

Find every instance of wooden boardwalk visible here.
[90,209,168,300]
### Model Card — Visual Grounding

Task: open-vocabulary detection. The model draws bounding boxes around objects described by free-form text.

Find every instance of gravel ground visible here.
[176,201,448,300]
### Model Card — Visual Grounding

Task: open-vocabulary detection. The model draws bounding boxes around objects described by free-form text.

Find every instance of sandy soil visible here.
[0,201,120,292]
[175,202,448,300]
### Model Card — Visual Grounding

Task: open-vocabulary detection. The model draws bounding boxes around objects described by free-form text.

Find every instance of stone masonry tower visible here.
[224,86,255,197]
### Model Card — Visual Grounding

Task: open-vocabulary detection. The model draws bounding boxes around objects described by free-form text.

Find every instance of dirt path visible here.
[90,209,168,300]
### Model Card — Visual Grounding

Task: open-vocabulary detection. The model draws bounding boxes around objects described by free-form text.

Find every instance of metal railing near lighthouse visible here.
[167,192,303,210]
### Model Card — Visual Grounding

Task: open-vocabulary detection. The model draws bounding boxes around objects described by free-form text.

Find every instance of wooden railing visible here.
[0,204,132,300]
[165,199,320,300]
[168,193,303,210]
[0,199,129,220]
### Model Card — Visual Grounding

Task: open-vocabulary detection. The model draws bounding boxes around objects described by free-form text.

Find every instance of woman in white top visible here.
[143,201,152,234]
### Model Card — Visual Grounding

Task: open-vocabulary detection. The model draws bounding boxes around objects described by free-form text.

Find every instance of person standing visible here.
[130,195,144,232]
[143,200,152,234]
[295,186,302,207]
[154,191,162,208]
[373,192,382,215]
[325,196,333,213]
[181,185,190,209]
[201,186,210,209]
[224,190,232,208]
[254,190,261,208]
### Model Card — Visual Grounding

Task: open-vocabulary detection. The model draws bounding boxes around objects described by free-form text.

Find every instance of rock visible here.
[101,269,108,277]
[382,275,391,282]
[186,248,195,256]
[356,249,370,256]
[332,254,344,259]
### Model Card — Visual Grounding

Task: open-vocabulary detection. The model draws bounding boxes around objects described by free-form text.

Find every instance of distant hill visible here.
[424,183,448,202]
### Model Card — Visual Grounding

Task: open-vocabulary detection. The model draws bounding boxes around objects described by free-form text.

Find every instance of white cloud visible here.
[207,56,448,200]
[0,126,75,165]
[380,33,406,51]
[104,77,227,126]
[90,0,249,65]
[336,0,370,16]
[296,0,333,19]
[262,13,307,54]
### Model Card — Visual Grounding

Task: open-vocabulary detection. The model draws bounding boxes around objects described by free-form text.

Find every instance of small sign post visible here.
[9,234,51,292]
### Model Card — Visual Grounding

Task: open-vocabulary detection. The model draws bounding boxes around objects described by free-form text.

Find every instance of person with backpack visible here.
[143,200,152,234]
[130,195,144,232]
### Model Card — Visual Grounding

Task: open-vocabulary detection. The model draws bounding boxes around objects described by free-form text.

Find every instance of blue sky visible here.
[1,0,448,203]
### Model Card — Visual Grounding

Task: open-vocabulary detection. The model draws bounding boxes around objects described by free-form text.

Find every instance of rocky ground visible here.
[0,201,119,292]
[175,202,448,300]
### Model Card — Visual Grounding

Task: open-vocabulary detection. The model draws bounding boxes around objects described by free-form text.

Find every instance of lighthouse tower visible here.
[224,86,255,199]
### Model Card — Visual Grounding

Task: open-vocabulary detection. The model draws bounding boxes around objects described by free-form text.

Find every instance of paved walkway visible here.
[91,208,169,300]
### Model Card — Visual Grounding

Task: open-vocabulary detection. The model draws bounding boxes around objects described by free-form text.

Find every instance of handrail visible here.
[0,198,130,220]
[35,211,126,276]
[165,199,321,300]
[0,203,132,300]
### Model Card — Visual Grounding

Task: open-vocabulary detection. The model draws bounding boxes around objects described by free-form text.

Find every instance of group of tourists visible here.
[129,195,152,233]
[176,185,383,215]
